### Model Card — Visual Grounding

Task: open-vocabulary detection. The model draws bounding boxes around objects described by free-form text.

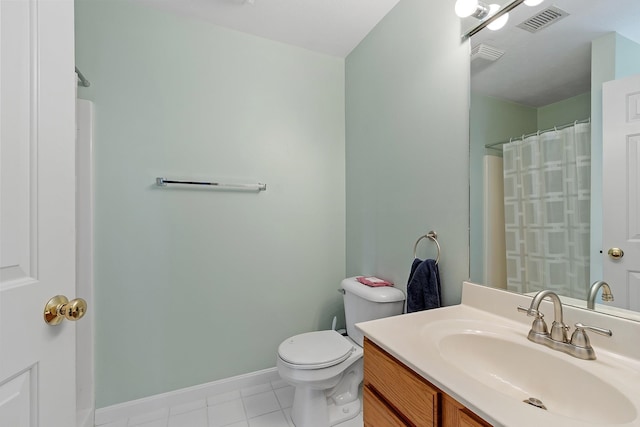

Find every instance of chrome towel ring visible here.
[413,230,441,264]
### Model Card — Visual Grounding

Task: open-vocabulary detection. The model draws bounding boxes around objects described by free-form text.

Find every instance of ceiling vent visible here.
[517,6,569,33]
[470,43,505,62]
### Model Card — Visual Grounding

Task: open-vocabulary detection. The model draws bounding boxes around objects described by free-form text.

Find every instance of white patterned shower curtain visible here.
[502,122,591,298]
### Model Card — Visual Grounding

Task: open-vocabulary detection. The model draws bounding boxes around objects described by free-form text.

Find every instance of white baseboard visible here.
[94,367,280,426]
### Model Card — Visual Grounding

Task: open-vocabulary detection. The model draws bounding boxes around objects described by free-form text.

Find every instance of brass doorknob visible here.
[608,248,624,260]
[43,295,87,325]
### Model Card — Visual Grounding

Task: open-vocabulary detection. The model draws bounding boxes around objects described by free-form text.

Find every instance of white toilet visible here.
[277,277,405,427]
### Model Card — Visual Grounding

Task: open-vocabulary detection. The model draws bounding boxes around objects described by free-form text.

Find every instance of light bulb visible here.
[487,3,500,17]
[455,0,479,18]
[487,4,509,31]
[524,0,544,5]
[487,12,509,30]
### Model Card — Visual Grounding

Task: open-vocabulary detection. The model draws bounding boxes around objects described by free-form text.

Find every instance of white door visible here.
[602,73,640,311]
[0,0,77,426]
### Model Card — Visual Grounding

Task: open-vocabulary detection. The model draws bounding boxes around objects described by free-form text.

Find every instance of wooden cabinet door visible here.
[364,339,438,425]
[443,394,492,427]
[364,386,409,427]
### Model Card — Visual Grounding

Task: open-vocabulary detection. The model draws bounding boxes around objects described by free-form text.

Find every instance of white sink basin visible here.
[424,319,637,425]
[356,284,640,427]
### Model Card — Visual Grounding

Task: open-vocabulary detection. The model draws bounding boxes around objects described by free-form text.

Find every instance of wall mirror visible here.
[468,0,640,320]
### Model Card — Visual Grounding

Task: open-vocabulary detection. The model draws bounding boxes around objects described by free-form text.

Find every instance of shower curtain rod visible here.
[75,66,90,87]
[485,117,590,149]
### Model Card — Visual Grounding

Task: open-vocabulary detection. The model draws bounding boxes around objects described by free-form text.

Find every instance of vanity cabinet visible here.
[363,338,492,427]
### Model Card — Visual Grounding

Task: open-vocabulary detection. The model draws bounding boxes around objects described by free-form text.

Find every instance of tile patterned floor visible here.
[97,378,363,427]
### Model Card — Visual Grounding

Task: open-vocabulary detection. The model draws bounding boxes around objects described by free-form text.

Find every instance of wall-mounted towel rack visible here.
[413,230,441,264]
[155,177,266,192]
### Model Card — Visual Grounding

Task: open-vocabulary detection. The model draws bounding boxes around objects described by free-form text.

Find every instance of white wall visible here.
[345,0,470,306]
[76,0,345,407]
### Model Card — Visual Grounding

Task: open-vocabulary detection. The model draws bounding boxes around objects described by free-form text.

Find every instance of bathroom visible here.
[1,0,640,426]
[74,0,468,424]
[75,0,468,420]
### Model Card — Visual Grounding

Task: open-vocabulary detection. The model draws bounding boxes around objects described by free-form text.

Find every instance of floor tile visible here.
[102,381,364,427]
[208,398,246,427]
[128,408,169,426]
[247,410,288,427]
[274,386,294,409]
[269,379,288,390]
[170,399,206,416]
[208,390,242,406]
[128,418,168,427]
[99,420,127,427]
[282,408,294,427]
[243,391,280,419]
[240,383,272,397]
[168,408,208,427]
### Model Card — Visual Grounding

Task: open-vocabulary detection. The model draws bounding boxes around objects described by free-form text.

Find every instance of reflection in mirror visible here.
[457,0,523,38]
[468,0,640,318]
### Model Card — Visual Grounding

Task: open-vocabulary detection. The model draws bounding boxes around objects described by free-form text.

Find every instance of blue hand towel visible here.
[406,258,441,313]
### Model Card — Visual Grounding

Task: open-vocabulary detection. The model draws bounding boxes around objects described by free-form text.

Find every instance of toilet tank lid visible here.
[341,277,405,303]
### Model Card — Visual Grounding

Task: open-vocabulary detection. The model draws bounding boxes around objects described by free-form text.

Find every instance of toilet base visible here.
[290,386,361,427]
[327,398,360,426]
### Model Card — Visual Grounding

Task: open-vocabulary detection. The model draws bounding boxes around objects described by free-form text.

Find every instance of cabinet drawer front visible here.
[364,339,438,425]
[364,386,409,427]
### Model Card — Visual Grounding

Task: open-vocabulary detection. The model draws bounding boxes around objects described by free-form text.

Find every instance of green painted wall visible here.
[537,92,591,129]
[615,33,640,79]
[76,0,346,407]
[345,0,470,306]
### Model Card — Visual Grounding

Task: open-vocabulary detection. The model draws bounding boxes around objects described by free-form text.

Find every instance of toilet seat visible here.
[278,330,355,370]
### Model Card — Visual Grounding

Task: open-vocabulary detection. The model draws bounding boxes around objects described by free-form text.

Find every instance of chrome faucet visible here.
[518,290,612,360]
[587,280,614,309]
[518,290,568,342]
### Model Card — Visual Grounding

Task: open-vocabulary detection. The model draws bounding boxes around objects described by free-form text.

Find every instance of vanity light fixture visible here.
[460,0,523,39]
[455,0,510,30]
[524,0,544,6]
[455,0,491,19]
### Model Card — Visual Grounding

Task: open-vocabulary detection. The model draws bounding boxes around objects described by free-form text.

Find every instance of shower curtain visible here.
[502,122,591,298]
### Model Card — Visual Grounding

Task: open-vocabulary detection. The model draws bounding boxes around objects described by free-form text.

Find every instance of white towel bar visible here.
[155,177,266,192]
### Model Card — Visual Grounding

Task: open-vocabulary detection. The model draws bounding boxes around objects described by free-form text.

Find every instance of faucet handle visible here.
[574,323,613,337]
[517,306,543,318]
[570,323,613,348]
[518,306,548,335]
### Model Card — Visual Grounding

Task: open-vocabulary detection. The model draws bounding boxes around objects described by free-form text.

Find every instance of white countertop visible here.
[356,282,640,427]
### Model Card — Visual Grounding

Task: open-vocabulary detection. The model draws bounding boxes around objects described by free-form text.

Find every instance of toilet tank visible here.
[341,277,405,346]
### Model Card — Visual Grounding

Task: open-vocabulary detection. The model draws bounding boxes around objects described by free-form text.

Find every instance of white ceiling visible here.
[471,0,640,107]
[137,0,640,107]
[138,0,400,58]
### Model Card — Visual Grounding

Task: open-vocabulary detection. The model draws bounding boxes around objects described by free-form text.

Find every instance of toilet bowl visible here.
[276,277,405,427]
[277,330,363,427]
